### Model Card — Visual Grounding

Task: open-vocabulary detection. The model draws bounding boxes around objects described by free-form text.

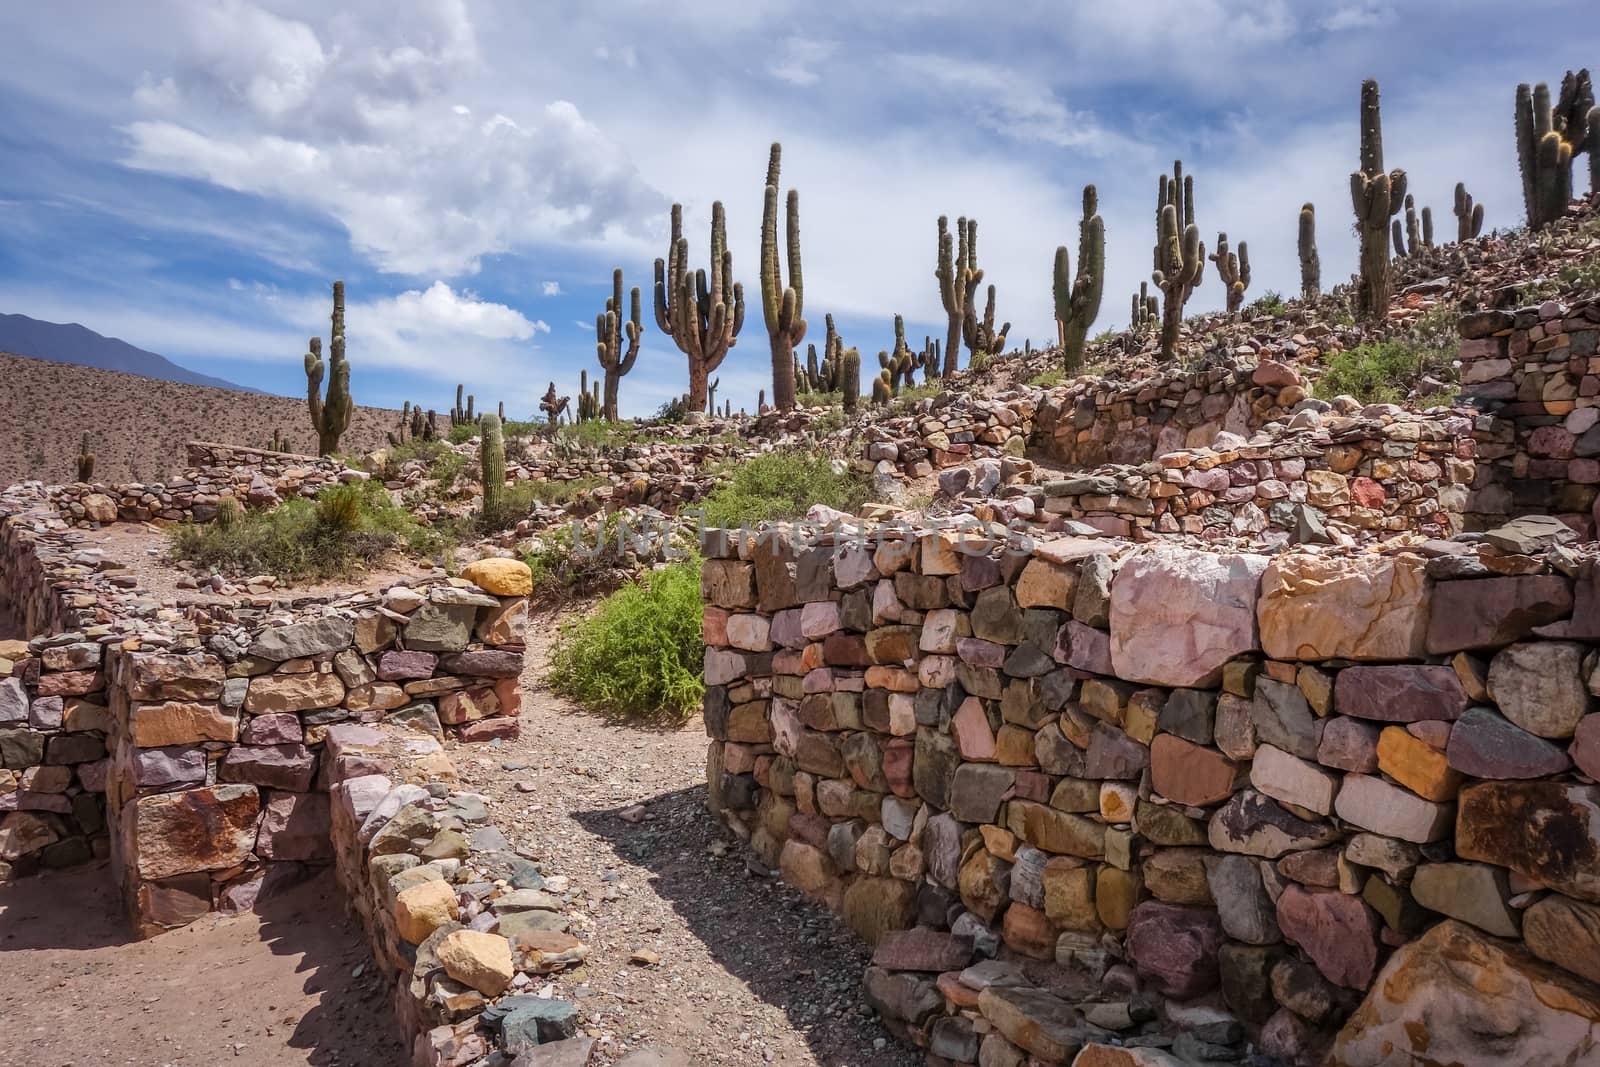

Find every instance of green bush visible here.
[448,423,476,444]
[169,481,452,580]
[1250,290,1288,317]
[547,558,704,721]
[1314,336,1457,405]
[700,451,869,529]
[478,477,604,534]
[1028,368,1064,388]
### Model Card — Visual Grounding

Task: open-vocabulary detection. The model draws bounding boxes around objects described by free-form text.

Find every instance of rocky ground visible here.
[0,866,404,1066]
[440,610,922,1067]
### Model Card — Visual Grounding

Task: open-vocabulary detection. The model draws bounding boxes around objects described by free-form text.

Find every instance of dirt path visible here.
[0,866,404,1066]
[447,612,921,1067]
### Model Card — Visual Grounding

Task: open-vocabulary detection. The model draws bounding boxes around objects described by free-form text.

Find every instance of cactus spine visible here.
[655,201,745,413]
[1054,184,1105,373]
[760,143,805,411]
[841,347,861,414]
[1152,161,1205,360]
[76,433,94,483]
[479,412,504,520]
[305,280,352,456]
[1454,182,1485,241]
[1298,203,1321,300]
[1516,71,1595,230]
[936,216,982,377]
[1350,80,1406,323]
[596,267,642,422]
[1210,232,1251,313]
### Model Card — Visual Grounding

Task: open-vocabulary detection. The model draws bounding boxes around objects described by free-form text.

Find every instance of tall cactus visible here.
[1393,195,1433,256]
[760,143,805,411]
[1054,184,1105,373]
[1350,80,1406,322]
[841,347,861,414]
[452,384,468,428]
[596,267,642,422]
[1453,182,1485,241]
[1130,283,1158,335]
[923,336,941,376]
[305,280,352,456]
[964,284,1010,360]
[1298,203,1321,300]
[655,201,745,412]
[936,215,982,377]
[479,412,505,521]
[1516,71,1594,229]
[577,369,600,421]
[1152,161,1205,360]
[1210,232,1251,313]
[707,377,720,415]
[76,433,94,483]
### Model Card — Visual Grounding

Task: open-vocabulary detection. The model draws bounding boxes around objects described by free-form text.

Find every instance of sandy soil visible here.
[0,865,404,1066]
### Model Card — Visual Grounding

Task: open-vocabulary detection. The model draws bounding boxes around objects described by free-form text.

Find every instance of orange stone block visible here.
[1376,726,1463,802]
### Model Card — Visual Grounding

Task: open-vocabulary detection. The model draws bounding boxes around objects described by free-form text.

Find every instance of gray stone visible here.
[402,602,477,653]
[1205,853,1281,945]
[1251,678,1317,759]
[248,617,355,662]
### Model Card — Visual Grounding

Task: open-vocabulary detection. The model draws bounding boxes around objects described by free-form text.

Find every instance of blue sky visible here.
[0,1,1596,418]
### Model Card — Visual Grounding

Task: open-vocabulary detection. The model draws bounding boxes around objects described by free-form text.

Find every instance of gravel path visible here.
[447,610,922,1067]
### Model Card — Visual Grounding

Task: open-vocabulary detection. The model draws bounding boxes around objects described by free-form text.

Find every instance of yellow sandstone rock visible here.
[394,879,460,944]
[460,558,534,597]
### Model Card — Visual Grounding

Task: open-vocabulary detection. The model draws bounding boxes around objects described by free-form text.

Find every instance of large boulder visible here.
[130,784,261,880]
[1109,547,1268,687]
[1258,553,1428,661]
[1329,920,1600,1066]
[1456,781,1600,903]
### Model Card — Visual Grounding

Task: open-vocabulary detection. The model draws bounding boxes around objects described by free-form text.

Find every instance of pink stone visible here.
[1126,901,1224,999]
[1571,714,1600,780]
[1349,477,1386,508]
[256,790,331,861]
[377,650,437,680]
[1274,884,1378,989]
[241,712,303,745]
[882,738,915,798]
[951,697,996,760]
[1528,424,1577,459]
[1316,716,1381,772]
[1054,621,1113,675]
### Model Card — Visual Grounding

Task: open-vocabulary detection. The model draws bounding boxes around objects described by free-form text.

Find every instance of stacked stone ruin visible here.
[700,298,1600,1066]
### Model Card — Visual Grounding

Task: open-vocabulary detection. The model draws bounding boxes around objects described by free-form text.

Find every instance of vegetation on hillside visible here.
[700,451,869,529]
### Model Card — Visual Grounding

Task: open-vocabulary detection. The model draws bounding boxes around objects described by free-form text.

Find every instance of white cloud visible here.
[121,1,665,277]
[1320,3,1396,31]
[892,55,1111,151]
[542,280,563,296]
[769,38,835,87]
[594,45,637,68]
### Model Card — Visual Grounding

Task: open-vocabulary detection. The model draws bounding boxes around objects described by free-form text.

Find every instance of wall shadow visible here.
[0,861,130,952]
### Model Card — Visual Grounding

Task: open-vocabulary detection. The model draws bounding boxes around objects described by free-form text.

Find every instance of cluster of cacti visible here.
[422,411,438,441]
[75,433,94,483]
[872,360,891,406]
[923,336,941,374]
[1516,70,1596,230]
[964,283,1010,361]
[1454,182,1485,241]
[760,143,806,411]
[1392,194,1434,256]
[1054,185,1105,372]
[304,280,352,456]
[655,201,745,412]
[450,384,478,429]
[1298,203,1321,300]
[1130,283,1159,335]
[1210,232,1252,313]
[797,314,844,394]
[840,347,861,414]
[267,428,292,453]
[1152,161,1205,360]
[880,314,927,390]
[539,382,570,426]
[577,369,601,421]
[479,412,505,519]
[596,267,642,422]
[1350,79,1407,322]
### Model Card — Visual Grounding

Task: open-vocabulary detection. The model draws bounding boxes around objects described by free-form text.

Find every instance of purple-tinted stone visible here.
[1334,666,1467,723]
[376,650,438,681]
[1126,901,1224,998]
[1447,706,1572,779]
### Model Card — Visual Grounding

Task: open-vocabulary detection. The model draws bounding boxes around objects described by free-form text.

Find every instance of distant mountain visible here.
[0,312,259,392]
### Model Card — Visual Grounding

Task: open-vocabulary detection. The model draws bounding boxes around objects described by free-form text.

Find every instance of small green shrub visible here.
[1028,368,1064,388]
[478,477,604,534]
[1250,290,1288,317]
[169,481,452,580]
[700,451,869,529]
[556,420,636,451]
[547,558,704,722]
[1314,337,1456,405]
[448,423,476,444]
[427,450,469,489]
[889,382,944,416]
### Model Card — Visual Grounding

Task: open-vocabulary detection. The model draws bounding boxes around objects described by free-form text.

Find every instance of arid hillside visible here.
[0,351,403,486]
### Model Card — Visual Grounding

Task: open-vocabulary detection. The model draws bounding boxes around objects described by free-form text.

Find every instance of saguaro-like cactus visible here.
[539,383,570,426]
[577,369,599,421]
[760,143,806,411]
[1054,184,1105,373]
[1516,71,1595,230]
[452,384,470,428]
[936,215,983,377]
[1393,195,1434,256]
[1130,283,1158,335]
[655,202,745,413]
[964,284,1010,361]
[1152,161,1205,360]
[1210,232,1251,313]
[1350,80,1406,322]
[479,412,505,521]
[1454,182,1485,241]
[596,267,642,422]
[76,433,94,483]
[841,348,861,414]
[707,377,720,415]
[871,367,891,406]
[305,280,352,456]
[1298,203,1321,300]
[923,336,941,376]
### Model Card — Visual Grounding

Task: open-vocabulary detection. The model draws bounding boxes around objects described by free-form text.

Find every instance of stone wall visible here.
[328,724,598,1065]
[102,558,529,934]
[700,522,1600,1065]
[1035,358,1309,469]
[0,634,110,879]
[859,392,1035,478]
[1462,295,1600,534]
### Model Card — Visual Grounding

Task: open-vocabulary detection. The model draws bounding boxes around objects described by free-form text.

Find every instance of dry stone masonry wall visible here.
[701,521,1600,1065]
